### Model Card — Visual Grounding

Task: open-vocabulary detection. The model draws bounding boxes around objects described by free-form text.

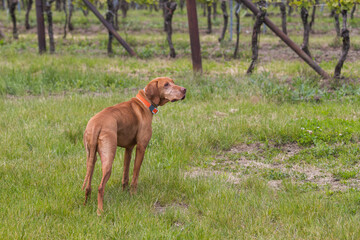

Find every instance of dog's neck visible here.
[142,88,159,107]
[136,90,159,115]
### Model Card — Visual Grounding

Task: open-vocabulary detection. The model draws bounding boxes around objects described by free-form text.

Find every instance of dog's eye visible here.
[164,83,169,87]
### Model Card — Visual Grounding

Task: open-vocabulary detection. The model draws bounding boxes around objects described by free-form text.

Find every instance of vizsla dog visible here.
[82,77,186,214]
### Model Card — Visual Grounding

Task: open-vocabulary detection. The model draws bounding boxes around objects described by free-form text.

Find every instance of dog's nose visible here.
[181,87,187,94]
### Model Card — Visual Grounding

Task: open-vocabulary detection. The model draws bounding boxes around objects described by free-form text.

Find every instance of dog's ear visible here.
[145,81,160,106]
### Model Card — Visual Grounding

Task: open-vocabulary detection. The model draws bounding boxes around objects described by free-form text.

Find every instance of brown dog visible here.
[82,77,186,214]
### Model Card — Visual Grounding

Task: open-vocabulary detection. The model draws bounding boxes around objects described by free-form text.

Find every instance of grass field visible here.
[1,5,360,239]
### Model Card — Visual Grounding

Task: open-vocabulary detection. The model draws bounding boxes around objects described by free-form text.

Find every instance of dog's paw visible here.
[122,183,129,191]
[97,209,103,216]
[130,187,137,196]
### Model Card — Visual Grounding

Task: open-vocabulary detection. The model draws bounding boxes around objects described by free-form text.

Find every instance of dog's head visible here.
[144,77,186,106]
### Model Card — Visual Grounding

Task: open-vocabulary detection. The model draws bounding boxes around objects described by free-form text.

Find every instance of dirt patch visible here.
[185,168,243,185]
[229,142,266,154]
[186,143,360,191]
[153,201,188,214]
[258,43,360,63]
[229,142,302,158]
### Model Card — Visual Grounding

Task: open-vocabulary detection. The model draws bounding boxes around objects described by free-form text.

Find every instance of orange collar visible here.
[136,93,159,114]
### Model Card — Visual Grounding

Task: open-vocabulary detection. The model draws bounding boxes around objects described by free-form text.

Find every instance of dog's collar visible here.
[136,92,158,115]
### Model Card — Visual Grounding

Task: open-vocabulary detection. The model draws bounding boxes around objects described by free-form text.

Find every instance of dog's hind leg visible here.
[82,128,101,205]
[97,132,117,215]
[82,141,97,205]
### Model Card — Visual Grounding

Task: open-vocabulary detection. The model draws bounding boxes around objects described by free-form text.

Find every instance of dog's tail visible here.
[82,126,101,191]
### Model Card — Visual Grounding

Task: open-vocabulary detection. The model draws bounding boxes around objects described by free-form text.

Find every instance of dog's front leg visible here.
[130,144,147,195]
[122,146,134,191]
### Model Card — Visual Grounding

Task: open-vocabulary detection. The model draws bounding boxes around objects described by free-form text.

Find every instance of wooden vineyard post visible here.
[229,0,233,41]
[164,2,177,58]
[186,0,202,73]
[82,0,136,56]
[35,0,46,53]
[240,0,330,79]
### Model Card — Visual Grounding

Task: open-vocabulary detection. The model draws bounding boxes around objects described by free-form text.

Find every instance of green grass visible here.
[1,6,360,239]
[2,91,360,239]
